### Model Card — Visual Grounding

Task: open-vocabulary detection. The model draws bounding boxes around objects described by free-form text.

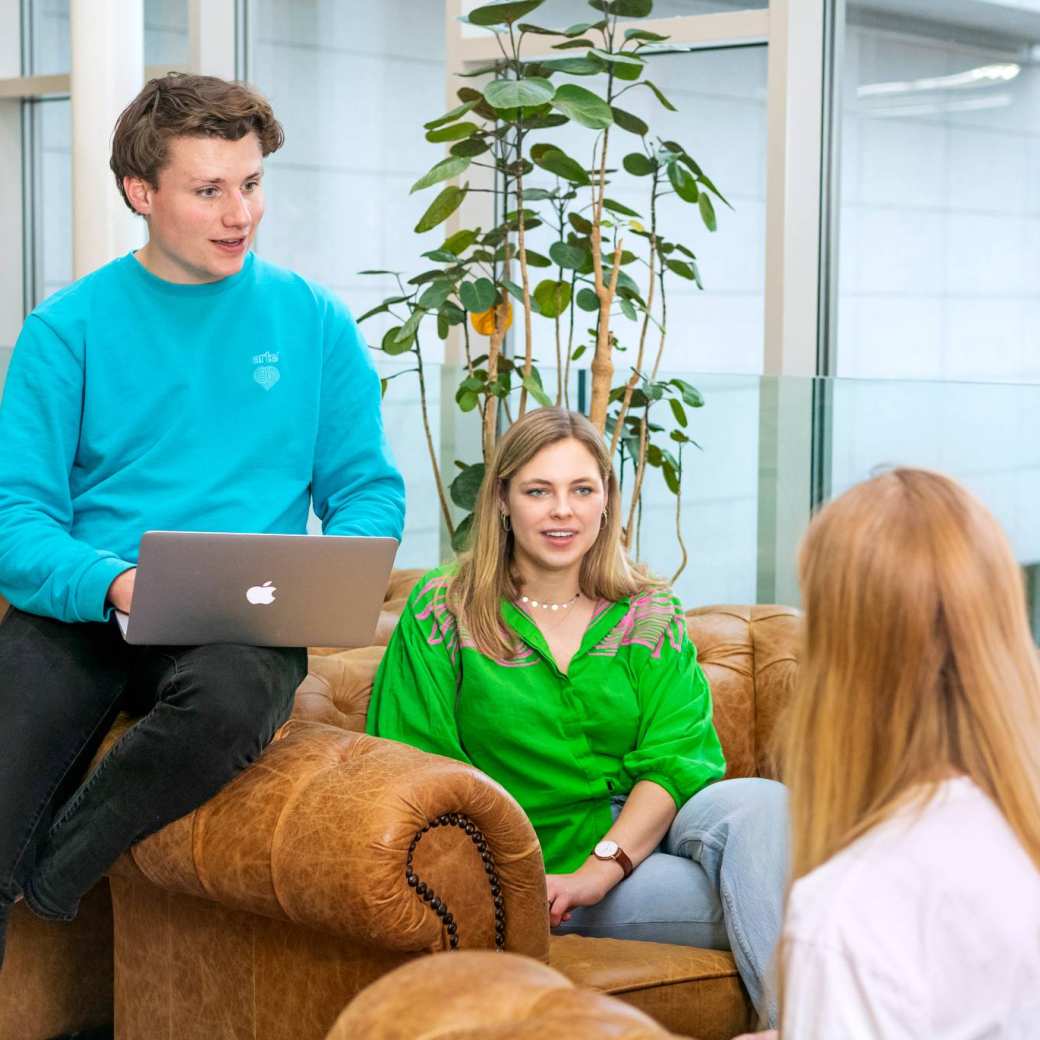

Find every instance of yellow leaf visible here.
[470,299,513,336]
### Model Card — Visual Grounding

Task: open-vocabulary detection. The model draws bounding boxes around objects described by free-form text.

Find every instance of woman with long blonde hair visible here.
[368,407,789,1026]
[776,468,1040,1036]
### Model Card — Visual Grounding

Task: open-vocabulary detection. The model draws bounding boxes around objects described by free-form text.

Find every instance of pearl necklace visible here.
[519,592,581,612]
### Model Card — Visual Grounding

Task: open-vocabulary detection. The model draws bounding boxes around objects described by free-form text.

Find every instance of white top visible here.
[782,777,1040,1039]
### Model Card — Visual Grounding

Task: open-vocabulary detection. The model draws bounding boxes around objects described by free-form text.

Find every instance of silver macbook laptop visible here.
[115,531,399,647]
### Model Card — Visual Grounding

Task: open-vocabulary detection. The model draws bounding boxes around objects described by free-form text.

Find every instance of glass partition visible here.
[835,1,1040,383]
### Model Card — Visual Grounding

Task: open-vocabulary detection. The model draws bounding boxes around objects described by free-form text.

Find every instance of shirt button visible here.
[606,779,615,791]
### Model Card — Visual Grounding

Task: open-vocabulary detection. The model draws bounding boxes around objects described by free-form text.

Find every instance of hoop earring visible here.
[501,513,512,533]
[600,509,608,529]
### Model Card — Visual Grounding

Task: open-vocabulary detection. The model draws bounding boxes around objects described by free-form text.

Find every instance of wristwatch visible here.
[593,839,633,879]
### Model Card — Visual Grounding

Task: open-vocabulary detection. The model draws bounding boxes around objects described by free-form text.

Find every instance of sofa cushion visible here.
[549,934,752,1040]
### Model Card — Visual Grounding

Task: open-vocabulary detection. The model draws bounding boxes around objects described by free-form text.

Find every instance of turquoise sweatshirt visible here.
[0,251,405,623]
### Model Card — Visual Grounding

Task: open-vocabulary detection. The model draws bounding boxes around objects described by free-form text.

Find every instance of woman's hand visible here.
[546,858,624,928]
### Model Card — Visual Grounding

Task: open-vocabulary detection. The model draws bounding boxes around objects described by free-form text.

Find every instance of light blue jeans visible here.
[554,777,789,1027]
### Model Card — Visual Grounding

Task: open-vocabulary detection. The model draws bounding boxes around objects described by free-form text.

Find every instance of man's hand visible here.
[107,568,136,614]
[546,858,624,928]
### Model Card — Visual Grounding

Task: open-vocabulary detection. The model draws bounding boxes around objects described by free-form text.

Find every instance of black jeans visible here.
[0,607,305,940]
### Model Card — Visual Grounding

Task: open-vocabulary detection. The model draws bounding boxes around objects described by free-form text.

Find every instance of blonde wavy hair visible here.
[779,467,1040,883]
[447,407,662,658]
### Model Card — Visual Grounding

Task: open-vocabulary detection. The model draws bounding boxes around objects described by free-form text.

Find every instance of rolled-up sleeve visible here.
[622,601,726,805]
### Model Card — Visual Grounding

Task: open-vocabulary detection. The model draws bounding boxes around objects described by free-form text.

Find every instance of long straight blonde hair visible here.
[447,407,661,659]
[779,468,1040,882]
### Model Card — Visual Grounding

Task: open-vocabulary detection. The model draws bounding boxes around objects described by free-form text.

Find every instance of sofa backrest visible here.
[686,605,800,780]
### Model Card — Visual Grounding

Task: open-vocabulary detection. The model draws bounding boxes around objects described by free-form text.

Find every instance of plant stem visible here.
[609,171,659,458]
[624,408,649,549]
[415,344,455,538]
[670,443,689,582]
[515,158,535,417]
[588,52,619,431]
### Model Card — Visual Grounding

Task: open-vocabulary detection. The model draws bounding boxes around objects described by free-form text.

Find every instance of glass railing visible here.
[377,362,1040,638]
[3,345,1039,637]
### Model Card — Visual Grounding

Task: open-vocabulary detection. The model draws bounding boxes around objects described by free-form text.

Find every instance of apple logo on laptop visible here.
[246,580,277,605]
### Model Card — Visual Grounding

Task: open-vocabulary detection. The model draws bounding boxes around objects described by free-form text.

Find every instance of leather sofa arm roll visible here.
[109,719,550,960]
[328,951,683,1039]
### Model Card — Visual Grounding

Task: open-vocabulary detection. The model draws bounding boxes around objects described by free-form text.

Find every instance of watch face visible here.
[594,840,619,859]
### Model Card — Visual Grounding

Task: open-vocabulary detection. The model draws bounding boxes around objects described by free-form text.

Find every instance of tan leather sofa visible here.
[0,578,798,1040]
[328,950,683,1039]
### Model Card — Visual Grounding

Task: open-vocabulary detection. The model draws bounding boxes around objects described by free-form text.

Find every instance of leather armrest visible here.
[109,720,549,959]
[328,951,682,1039]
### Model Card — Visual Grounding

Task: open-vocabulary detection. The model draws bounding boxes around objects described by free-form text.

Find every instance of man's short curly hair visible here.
[110,73,284,213]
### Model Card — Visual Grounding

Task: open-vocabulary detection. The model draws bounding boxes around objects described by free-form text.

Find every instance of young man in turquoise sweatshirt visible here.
[0,73,405,966]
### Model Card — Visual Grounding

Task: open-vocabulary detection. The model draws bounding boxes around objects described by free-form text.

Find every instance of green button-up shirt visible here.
[366,566,726,873]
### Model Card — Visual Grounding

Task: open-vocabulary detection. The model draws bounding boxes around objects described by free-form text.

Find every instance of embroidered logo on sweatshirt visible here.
[252,351,280,391]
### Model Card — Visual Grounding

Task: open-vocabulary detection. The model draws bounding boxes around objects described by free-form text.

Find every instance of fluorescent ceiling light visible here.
[859,62,1021,98]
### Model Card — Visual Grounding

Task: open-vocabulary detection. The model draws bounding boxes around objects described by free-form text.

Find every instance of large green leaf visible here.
[612,107,648,136]
[563,19,605,35]
[410,156,471,194]
[424,99,480,130]
[522,371,553,407]
[530,143,590,185]
[450,137,491,158]
[459,277,497,312]
[606,0,652,14]
[589,48,644,70]
[695,168,733,209]
[624,28,669,42]
[521,112,570,130]
[440,301,467,326]
[603,197,640,217]
[636,80,678,112]
[533,279,573,318]
[442,228,480,254]
[569,212,593,234]
[551,84,613,129]
[426,122,478,143]
[381,324,413,357]
[576,287,600,311]
[539,56,602,75]
[623,152,655,176]
[665,258,695,280]
[522,249,553,268]
[698,192,717,232]
[484,77,555,110]
[549,241,587,269]
[418,281,455,308]
[469,1,545,26]
[552,37,595,49]
[356,295,409,323]
[451,513,475,553]
[414,185,466,233]
[667,161,699,203]
[669,378,705,408]
[450,463,486,510]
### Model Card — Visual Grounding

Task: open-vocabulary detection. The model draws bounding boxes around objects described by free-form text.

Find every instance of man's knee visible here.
[170,643,303,747]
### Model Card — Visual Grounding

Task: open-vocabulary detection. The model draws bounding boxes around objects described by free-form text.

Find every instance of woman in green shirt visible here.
[368,407,787,1026]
